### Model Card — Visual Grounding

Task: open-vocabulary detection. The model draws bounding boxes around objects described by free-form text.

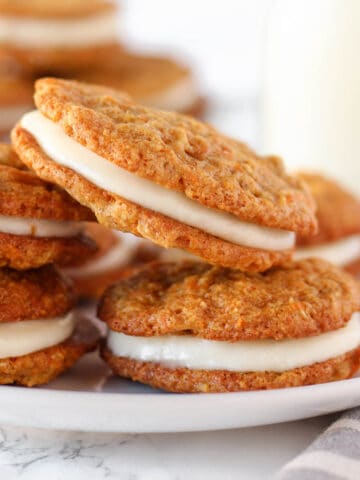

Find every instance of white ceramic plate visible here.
[0,352,359,433]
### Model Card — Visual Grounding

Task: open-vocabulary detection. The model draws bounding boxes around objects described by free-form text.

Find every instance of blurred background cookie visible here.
[74,51,204,116]
[296,173,360,274]
[0,0,122,74]
[0,0,205,140]
[63,224,148,299]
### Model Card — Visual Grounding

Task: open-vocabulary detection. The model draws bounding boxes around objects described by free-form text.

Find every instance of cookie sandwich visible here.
[75,52,204,116]
[99,259,360,393]
[0,265,99,386]
[63,224,144,299]
[296,173,360,274]
[13,78,317,272]
[0,0,121,74]
[0,142,96,270]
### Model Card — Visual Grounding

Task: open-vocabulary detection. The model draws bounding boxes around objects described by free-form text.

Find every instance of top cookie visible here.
[32,78,315,234]
[297,173,360,246]
[0,0,115,18]
[99,258,360,341]
[12,78,318,271]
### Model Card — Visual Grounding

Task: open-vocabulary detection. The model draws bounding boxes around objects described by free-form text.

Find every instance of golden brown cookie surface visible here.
[30,78,316,234]
[0,318,100,387]
[102,346,360,393]
[99,259,360,341]
[0,232,96,270]
[0,152,95,221]
[297,173,360,246]
[0,265,74,322]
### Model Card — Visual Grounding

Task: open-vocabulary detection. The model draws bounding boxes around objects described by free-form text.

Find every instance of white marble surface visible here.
[0,414,336,479]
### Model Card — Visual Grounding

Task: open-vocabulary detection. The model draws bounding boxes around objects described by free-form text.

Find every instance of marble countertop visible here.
[0,415,335,479]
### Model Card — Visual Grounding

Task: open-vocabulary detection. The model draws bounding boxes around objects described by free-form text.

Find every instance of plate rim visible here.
[1,376,359,433]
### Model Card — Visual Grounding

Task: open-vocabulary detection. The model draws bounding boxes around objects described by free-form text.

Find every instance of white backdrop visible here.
[120,0,268,100]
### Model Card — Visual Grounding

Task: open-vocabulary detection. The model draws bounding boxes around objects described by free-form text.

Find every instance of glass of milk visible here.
[262,0,360,196]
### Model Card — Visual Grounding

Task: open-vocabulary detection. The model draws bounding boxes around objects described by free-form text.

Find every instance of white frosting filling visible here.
[0,311,75,359]
[139,77,199,112]
[0,12,118,48]
[0,104,32,130]
[64,232,138,278]
[295,234,360,266]
[21,111,295,252]
[0,215,84,238]
[107,313,360,372]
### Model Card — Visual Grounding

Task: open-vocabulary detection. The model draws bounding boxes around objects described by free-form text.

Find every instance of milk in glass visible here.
[263,0,360,195]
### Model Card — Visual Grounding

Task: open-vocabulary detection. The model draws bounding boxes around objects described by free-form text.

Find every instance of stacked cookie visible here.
[0,0,120,74]
[0,0,203,139]
[12,77,360,393]
[74,52,204,118]
[0,142,99,386]
[63,224,152,299]
[295,173,360,274]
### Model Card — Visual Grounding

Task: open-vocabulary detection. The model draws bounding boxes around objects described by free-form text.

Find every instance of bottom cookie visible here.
[101,346,360,393]
[0,318,99,387]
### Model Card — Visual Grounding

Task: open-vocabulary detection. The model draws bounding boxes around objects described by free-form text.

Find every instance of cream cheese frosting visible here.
[295,234,360,266]
[0,215,84,238]
[64,232,138,278]
[107,312,360,372]
[0,12,118,48]
[0,311,75,359]
[21,111,295,252]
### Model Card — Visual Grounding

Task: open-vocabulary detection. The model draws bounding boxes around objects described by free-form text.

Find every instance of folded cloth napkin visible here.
[275,408,360,480]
